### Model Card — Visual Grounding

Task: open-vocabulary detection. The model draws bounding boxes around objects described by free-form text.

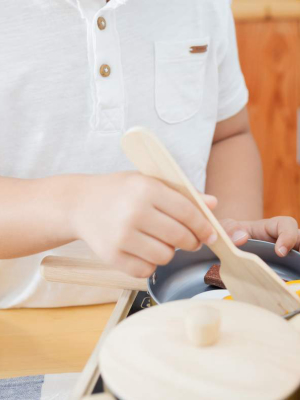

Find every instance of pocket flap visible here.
[155,37,210,124]
[155,37,210,61]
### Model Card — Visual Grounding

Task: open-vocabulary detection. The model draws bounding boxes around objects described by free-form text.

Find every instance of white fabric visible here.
[0,0,248,308]
[40,373,80,400]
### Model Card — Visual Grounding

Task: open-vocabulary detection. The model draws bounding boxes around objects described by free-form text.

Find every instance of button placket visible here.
[93,9,125,133]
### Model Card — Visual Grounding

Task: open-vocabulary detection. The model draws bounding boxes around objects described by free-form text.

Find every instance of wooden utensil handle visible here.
[73,290,138,400]
[83,395,115,400]
[41,256,148,292]
[122,128,238,260]
[180,180,238,258]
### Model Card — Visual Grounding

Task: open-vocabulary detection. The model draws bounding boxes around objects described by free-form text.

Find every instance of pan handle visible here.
[83,395,115,400]
[40,256,148,292]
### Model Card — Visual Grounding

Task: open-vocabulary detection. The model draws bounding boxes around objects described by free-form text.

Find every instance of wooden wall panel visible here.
[232,0,300,21]
[235,21,300,221]
[298,23,300,110]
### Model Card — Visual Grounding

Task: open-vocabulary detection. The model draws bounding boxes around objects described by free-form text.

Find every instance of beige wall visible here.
[232,0,300,20]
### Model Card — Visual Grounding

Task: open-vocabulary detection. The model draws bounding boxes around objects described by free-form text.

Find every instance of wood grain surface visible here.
[100,299,300,400]
[41,256,147,292]
[0,303,114,378]
[236,21,300,223]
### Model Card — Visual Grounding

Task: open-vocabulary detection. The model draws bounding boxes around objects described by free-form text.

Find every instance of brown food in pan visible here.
[204,265,226,289]
[204,264,289,290]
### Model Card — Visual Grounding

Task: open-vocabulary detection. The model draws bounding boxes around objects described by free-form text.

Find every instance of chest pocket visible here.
[155,38,209,124]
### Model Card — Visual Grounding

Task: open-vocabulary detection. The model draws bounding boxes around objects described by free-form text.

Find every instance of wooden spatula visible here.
[121,127,300,316]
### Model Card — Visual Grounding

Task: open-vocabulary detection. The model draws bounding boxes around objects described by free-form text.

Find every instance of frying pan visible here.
[41,239,300,305]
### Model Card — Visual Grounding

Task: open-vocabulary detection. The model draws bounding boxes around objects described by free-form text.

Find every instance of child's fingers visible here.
[274,217,299,257]
[120,230,175,267]
[139,209,200,252]
[202,194,218,210]
[154,186,217,245]
[220,218,250,246]
[114,252,157,278]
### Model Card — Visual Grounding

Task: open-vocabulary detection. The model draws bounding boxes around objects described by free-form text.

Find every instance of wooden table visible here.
[0,303,115,379]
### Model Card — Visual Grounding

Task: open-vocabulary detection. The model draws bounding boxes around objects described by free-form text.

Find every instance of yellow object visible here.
[286,280,300,286]
[223,281,300,300]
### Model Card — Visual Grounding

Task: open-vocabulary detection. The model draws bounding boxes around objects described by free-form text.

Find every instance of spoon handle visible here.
[122,127,238,260]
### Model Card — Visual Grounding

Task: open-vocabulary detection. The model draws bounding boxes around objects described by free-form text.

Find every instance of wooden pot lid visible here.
[100,300,300,400]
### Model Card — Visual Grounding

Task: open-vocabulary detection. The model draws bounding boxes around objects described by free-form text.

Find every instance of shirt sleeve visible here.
[217,6,249,122]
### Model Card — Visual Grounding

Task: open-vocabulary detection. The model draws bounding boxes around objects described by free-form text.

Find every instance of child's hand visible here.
[221,217,300,257]
[72,172,217,278]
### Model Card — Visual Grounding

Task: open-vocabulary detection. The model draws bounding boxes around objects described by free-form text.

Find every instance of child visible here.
[0,0,299,308]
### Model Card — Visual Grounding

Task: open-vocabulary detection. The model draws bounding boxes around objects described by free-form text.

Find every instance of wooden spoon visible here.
[121,127,300,316]
[41,256,147,291]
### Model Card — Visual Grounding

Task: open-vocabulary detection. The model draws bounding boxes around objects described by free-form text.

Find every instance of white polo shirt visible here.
[0,0,248,308]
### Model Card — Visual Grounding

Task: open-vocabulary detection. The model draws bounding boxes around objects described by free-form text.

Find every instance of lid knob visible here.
[185,305,221,347]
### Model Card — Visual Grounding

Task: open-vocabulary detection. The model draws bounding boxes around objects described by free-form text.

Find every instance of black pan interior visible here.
[148,239,300,304]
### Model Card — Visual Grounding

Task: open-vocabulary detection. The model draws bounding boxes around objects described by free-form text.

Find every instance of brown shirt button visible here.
[100,64,111,77]
[97,17,106,30]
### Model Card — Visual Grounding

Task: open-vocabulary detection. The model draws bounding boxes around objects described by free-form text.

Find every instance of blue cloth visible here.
[0,375,44,400]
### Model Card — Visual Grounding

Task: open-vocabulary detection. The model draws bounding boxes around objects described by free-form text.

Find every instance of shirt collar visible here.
[76,0,129,21]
